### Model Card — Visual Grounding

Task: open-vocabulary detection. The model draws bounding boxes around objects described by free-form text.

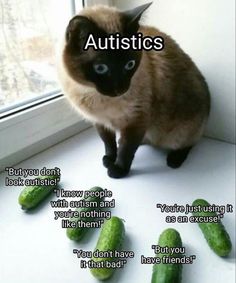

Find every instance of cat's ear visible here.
[65,15,97,47]
[122,2,153,33]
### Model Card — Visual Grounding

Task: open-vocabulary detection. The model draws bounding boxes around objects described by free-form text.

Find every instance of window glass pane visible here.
[0,0,78,110]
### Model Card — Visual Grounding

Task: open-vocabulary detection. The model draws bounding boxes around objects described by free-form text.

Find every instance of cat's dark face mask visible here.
[64,3,152,97]
[80,49,142,97]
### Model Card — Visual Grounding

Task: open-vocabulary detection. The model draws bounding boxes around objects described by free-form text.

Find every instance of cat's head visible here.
[63,3,152,97]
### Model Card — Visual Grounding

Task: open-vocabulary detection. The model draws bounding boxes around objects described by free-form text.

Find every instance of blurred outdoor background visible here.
[0,0,75,109]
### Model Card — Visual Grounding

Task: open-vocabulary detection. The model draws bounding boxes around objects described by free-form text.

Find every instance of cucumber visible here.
[192,199,232,257]
[66,186,105,241]
[90,216,125,280]
[18,174,60,210]
[151,228,183,283]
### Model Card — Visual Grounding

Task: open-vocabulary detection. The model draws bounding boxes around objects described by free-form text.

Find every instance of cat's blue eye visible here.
[93,64,109,75]
[124,60,136,71]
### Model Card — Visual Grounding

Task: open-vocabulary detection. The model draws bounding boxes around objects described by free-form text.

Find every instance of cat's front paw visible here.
[107,164,129,179]
[102,155,116,168]
[167,147,192,169]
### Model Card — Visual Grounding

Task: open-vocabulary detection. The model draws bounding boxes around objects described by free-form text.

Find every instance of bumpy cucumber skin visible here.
[90,216,125,281]
[66,187,105,241]
[18,175,59,210]
[151,228,182,283]
[192,199,232,257]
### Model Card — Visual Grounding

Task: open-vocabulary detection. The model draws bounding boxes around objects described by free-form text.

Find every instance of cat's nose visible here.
[114,86,128,96]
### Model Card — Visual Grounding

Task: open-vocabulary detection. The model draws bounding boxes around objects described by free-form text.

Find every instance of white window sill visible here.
[0,127,235,282]
[0,95,91,172]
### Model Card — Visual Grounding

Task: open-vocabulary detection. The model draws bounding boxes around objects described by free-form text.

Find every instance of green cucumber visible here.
[152,228,183,283]
[90,216,125,280]
[66,186,105,241]
[192,199,232,257]
[18,174,60,210]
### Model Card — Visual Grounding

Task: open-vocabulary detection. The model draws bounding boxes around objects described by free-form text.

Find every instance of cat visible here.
[57,3,210,178]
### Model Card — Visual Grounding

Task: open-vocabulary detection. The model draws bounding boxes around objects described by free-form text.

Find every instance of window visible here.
[0,0,78,114]
[0,0,86,171]
[0,0,111,171]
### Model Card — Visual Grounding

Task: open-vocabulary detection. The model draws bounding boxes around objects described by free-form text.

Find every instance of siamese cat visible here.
[58,3,210,178]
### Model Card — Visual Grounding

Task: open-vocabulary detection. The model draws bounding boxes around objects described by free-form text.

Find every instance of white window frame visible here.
[0,0,112,172]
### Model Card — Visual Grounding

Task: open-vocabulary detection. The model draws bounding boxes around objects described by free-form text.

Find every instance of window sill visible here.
[0,95,90,172]
[0,128,234,282]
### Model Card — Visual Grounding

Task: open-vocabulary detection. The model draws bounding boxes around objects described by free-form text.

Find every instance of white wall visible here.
[113,0,235,144]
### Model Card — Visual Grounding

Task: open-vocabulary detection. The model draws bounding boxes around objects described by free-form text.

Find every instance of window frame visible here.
[0,0,112,172]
